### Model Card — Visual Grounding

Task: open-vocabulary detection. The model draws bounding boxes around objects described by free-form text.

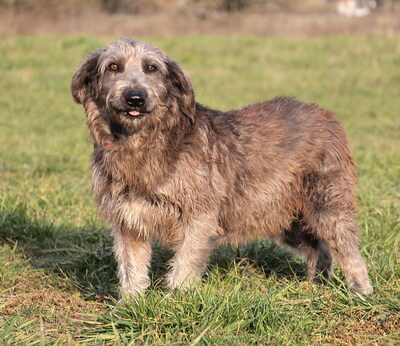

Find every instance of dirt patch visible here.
[0,10,399,37]
[0,270,104,340]
[313,309,400,345]
[2,271,103,314]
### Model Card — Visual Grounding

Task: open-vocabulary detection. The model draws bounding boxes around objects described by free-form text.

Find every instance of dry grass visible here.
[0,10,399,37]
[2,271,102,318]
[0,245,104,343]
[326,310,400,345]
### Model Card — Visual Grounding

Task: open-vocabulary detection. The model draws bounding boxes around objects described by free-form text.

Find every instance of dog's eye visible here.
[108,63,119,71]
[147,65,157,72]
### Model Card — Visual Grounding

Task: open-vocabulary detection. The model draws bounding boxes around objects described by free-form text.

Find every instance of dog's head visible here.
[71,38,195,130]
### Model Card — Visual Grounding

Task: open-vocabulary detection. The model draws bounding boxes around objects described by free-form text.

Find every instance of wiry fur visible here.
[72,38,372,296]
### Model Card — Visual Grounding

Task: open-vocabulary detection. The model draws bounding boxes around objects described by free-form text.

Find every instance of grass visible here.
[0,34,399,344]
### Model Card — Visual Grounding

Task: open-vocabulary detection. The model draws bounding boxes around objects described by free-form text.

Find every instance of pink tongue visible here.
[128,110,140,116]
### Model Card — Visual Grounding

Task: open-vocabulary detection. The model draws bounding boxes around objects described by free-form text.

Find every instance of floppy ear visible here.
[71,50,102,104]
[166,58,196,122]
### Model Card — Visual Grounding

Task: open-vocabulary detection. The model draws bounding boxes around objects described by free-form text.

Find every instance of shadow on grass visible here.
[0,203,306,300]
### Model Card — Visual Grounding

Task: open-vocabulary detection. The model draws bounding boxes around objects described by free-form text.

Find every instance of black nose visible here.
[125,90,146,108]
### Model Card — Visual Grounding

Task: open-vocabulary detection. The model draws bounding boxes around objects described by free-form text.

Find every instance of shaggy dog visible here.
[71,38,372,297]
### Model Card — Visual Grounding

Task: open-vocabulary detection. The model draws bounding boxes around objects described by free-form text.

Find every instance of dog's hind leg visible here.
[282,220,333,282]
[311,213,372,294]
[113,229,152,296]
[304,176,373,294]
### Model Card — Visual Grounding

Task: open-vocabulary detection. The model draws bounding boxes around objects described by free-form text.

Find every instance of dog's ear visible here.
[166,58,196,122]
[71,50,102,104]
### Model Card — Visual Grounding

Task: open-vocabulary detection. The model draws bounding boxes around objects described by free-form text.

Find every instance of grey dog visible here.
[71,38,372,298]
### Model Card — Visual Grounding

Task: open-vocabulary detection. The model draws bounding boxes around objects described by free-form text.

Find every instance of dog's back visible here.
[189,97,355,244]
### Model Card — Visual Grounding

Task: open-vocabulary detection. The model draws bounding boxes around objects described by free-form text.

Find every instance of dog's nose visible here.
[125,91,146,108]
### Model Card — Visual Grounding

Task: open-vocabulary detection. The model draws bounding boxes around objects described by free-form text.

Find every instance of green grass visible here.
[0,34,399,344]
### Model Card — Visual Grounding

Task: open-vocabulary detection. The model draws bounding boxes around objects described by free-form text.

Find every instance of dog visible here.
[71,38,372,297]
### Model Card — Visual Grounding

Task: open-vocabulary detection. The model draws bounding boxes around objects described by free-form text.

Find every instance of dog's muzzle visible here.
[124,90,148,117]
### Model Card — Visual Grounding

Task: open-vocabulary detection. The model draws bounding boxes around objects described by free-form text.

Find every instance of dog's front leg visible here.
[113,229,152,296]
[166,216,217,290]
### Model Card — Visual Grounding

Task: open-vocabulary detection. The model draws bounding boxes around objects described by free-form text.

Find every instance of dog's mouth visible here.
[127,110,141,117]
[120,108,150,119]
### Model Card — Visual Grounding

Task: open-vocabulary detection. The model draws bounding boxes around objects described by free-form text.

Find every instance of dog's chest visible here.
[92,162,184,243]
[115,195,182,241]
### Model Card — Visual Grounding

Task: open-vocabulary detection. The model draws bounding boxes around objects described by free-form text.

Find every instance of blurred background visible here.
[1,0,399,36]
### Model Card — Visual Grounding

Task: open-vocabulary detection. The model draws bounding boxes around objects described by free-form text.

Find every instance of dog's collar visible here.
[102,142,130,152]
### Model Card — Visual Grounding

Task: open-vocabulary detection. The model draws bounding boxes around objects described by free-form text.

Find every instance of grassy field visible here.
[0,34,399,344]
